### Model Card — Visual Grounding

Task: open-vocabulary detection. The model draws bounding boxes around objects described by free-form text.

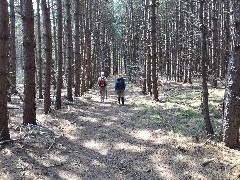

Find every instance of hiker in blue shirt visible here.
[114,74,126,105]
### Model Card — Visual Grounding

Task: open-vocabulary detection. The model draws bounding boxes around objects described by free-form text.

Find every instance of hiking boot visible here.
[121,97,124,106]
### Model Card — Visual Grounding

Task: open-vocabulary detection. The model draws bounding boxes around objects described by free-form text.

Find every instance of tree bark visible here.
[211,0,219,87]
[200,0,214,135]
[55,0,63,110]
[50,0,57,89]
[223,0,240,148]
[9,0,17,95]
[22,0,36,124]
[151,0,158,101]
[0,0,10,140]
[42,0,53,114]
[37,0,43,99]
[66,0,73,101]
[74,0,81,97]
[146,0,152,95]
[142,0,148,94]
[80,1,86,95]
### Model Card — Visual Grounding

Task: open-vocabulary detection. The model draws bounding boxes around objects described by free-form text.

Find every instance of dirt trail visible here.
[0,76,239,180]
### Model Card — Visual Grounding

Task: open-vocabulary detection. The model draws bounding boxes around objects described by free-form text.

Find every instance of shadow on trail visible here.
[1,77,235,179]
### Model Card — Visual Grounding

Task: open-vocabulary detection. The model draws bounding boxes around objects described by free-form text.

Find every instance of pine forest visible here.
[0,0,240,179]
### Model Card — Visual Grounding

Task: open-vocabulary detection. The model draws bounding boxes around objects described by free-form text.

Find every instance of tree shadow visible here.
[1,78,237,179]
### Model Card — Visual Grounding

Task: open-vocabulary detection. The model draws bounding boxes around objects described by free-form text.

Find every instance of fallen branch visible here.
[47,141,55,151]
[47,136,60,151]
[0,138,23,145]
[231,163,240,170]
[202,135,214,146]
[47,162,64,168]
[201,158,215,167]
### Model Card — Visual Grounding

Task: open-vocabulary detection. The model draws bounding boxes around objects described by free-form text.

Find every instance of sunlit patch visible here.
[103,121,114,126]
[92,159,106,167]
[80,116,98,123]
[1,148,12,156]
[190,101,200,108]
[82,140,108,155]
[0,173,11,179]
[58,170,80,179]
[132,130,152,141]
[60,125,78,140]
[114,142,146,152]
[48,154,68,163]
[153,135,170,144]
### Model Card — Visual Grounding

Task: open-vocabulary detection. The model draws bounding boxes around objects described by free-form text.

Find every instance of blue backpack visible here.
[117,78,125,90]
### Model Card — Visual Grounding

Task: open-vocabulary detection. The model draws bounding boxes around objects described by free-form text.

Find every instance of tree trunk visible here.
[151,0,158,101]
[74,0,81,97]
[80,1,86,95]
[85,0,92,89]
[165,2,171,81]
[211,0,219,87]
[9,0,17,95]
[42,0,53,114]
[224,0,231,78]
[179,1,184,82]
[37,0,43,99]
[55,0,63,110]
[223,0,240,149]
[146,0,152,95]
[142,0,148,94]
[22,0,36,125]
[50,0,57,89]
[188,0,194,84]
[200,0,214,135]
[0,0,10,140]
[66,0,73,101]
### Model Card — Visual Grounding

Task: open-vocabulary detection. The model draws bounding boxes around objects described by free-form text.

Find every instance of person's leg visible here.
[121,91,125,105]
[102,87,106,102]
[100,88,104,102]
[105,89,107,99]
[121,97,124,105]
[117,91,121,104]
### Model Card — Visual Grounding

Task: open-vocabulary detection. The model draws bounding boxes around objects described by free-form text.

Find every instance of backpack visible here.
[117,78,125,90]
[99,77,106,87]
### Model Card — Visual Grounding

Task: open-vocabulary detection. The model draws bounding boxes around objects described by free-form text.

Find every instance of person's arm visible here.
[97,77,100,85]
[105,77,108,85]
[114,80,117,90]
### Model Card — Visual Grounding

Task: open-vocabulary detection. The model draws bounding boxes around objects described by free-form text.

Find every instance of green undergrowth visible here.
[132,86,224,138]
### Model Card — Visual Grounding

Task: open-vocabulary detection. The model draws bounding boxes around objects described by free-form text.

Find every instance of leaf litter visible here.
[0,77,240,180]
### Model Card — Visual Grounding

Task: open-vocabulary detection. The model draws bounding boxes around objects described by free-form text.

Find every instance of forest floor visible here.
[1,75,240,180]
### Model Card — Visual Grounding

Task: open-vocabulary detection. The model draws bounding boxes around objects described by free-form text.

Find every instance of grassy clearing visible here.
[131,83,224,138]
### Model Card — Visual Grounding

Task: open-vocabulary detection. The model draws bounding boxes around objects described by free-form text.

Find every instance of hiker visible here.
[98,72,108,102]
[114,74,126,105]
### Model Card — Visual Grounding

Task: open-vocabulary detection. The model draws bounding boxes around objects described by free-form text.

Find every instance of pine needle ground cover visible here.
[0,78,239,179]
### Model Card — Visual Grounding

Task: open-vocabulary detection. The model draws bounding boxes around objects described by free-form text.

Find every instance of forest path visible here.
[1,76,239,179]
[44,75,165,179]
